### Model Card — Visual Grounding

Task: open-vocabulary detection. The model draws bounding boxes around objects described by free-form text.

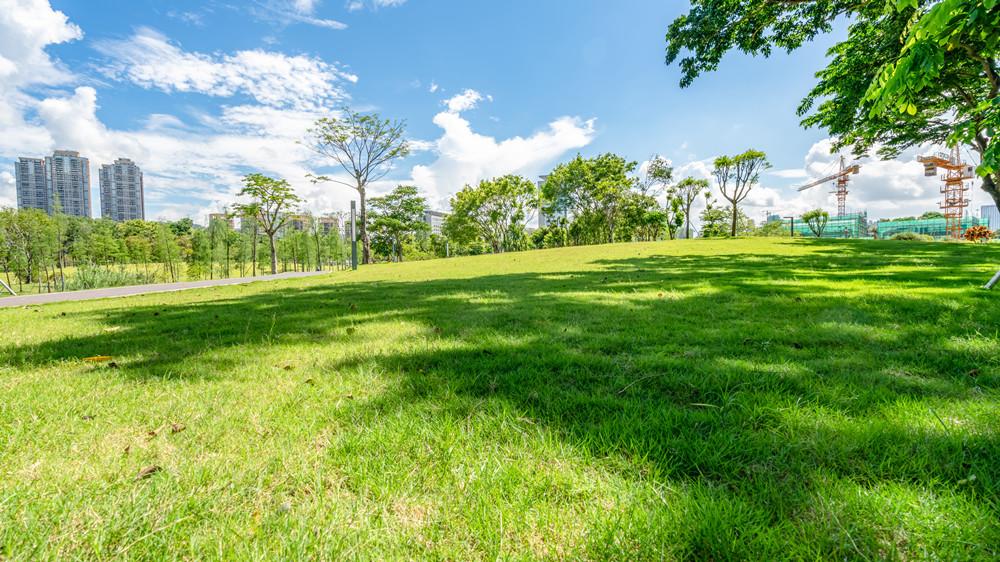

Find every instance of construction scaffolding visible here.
[876,216,987,239]
[784,212,869,238]
[918,147,975,239]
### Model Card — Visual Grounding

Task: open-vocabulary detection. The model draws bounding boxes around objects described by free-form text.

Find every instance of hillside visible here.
[2,238,999,560]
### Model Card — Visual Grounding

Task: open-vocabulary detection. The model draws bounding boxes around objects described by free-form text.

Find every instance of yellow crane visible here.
[796,155,861,217]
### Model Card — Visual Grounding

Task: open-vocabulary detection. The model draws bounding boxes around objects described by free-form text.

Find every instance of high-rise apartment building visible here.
[14,157,48,212]
[99,158,144,221]
[46,150,91,217]
[982,205,1000,230]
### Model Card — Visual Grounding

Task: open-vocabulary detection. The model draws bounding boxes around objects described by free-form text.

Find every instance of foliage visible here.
[802,209,831,238]
[307,108,410,264]
[712,149,770,237]
[892,232,936,241]
[665,0,1000,208]
[964,225,994,243]
[700,197,754,238]
[444,175,538,254]
[233,174,303,275]
[636,155,674,196]
[368,186,429,262]
[755,219,790,238]
[542,153,638,244]
[668,177,710,240]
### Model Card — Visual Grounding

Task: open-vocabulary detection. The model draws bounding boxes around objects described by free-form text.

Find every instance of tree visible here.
[666,196,685,240]
[542,153,637,244]
[637,155,674,196]
[368,185,429,262]
[713,149,770,237]
[668,177,710,239]
[665,0,1000,208]
[700,195,754,238]
[919,211,945,220]
[232,174,302,275]
[306,109,410,265]
[444,175,538,254]
[802,209,831,238]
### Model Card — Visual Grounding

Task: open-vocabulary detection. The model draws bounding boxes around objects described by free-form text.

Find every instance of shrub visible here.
[891,232,934,241]
[964,226,994,243]
[65,265,158,291]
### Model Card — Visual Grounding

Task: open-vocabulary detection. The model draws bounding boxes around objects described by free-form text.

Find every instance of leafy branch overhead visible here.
[666,0,1000,208]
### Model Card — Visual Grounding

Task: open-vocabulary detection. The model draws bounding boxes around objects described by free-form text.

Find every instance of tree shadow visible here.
[4,242,1000,558]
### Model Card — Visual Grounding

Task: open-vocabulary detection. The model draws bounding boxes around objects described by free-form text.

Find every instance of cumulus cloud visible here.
[94,28,356,111]
[0,171,15,207]
[410,92,597,208]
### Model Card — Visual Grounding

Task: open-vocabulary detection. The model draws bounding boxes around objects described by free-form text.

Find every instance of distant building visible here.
[785,212,868,238]
[877,215,986,239]
[424,210,448,235]
[99,158,144,221]
[14,157,47,213]
[208,213,235,229]
[318,215,340,235]
[46,150,91,217]
[286,214,311,232]
[982,205,999,230]
[15,150,91,217]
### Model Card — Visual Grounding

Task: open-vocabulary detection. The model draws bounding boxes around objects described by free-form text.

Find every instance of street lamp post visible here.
[350,200,358,271]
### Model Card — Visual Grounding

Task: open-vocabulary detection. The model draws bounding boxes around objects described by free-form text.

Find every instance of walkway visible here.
[0,271,330,308]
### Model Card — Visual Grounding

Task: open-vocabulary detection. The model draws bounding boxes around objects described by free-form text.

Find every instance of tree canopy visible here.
[444,175,537,254]
[666,0,1000,207]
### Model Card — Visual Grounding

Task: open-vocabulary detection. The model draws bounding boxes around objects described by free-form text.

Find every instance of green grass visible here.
[1,238,999,560]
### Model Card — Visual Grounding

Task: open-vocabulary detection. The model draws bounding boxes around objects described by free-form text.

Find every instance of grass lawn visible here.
[2,238,999,560]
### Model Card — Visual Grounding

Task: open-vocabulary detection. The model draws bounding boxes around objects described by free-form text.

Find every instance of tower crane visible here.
[796,156,861,217]
[917,146,974,240]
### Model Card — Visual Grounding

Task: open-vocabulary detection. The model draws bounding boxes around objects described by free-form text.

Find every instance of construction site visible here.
[776,147,993,240]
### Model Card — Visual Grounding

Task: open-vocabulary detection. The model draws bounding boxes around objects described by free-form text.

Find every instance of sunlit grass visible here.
[1,238,998,560]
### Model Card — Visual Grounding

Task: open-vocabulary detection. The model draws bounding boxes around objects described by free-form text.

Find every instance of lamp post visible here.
[785,216,796,238]
[350,200,358,271]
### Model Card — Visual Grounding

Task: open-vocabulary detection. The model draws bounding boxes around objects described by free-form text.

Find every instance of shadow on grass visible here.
[4,239,1000,557]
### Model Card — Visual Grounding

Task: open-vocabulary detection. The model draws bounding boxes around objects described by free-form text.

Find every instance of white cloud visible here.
[255,0,348,29]
[444,89,486,113]
[95,28,355,111]
[347,0,407,11]
[410,93,597,208]
[429,81,440,94]
[0,171,15,208]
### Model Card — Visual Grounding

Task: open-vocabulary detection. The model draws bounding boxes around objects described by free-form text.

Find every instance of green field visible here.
[2,238,999,560]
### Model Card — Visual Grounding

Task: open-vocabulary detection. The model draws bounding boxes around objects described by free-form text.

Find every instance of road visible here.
[0,271,330,308]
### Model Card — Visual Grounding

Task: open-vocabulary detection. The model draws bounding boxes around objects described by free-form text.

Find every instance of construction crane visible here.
[796,155,861,217]
[918,146,975,240]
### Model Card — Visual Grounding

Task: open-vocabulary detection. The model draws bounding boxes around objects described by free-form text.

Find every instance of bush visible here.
[65,265,158,291]
[964,226,994,243]
[890,232,934,241]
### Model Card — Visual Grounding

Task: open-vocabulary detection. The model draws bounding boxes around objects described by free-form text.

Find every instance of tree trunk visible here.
[982,173,1000,210]
[684,202,693,240]
[730,201,739,237]
[359,186,372,265]
[268,233,278,275]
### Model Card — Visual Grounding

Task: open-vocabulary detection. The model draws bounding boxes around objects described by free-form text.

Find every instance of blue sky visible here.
[0,0,991,222]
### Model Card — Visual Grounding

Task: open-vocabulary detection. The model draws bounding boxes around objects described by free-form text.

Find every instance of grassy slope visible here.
[1,238,998,560]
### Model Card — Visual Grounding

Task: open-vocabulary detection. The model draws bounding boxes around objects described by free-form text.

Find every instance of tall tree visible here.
[306,109,410,264]
[232,174,302,275]
[637,155,674,196]
[542,153,638,244]
[668,177,710,240]
[665,0,1000,208]
[444,175,538,254]
[713,149,770,237]
[368,185,429,262]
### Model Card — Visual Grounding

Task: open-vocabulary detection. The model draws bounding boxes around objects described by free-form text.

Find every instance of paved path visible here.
[0,271,330,308]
